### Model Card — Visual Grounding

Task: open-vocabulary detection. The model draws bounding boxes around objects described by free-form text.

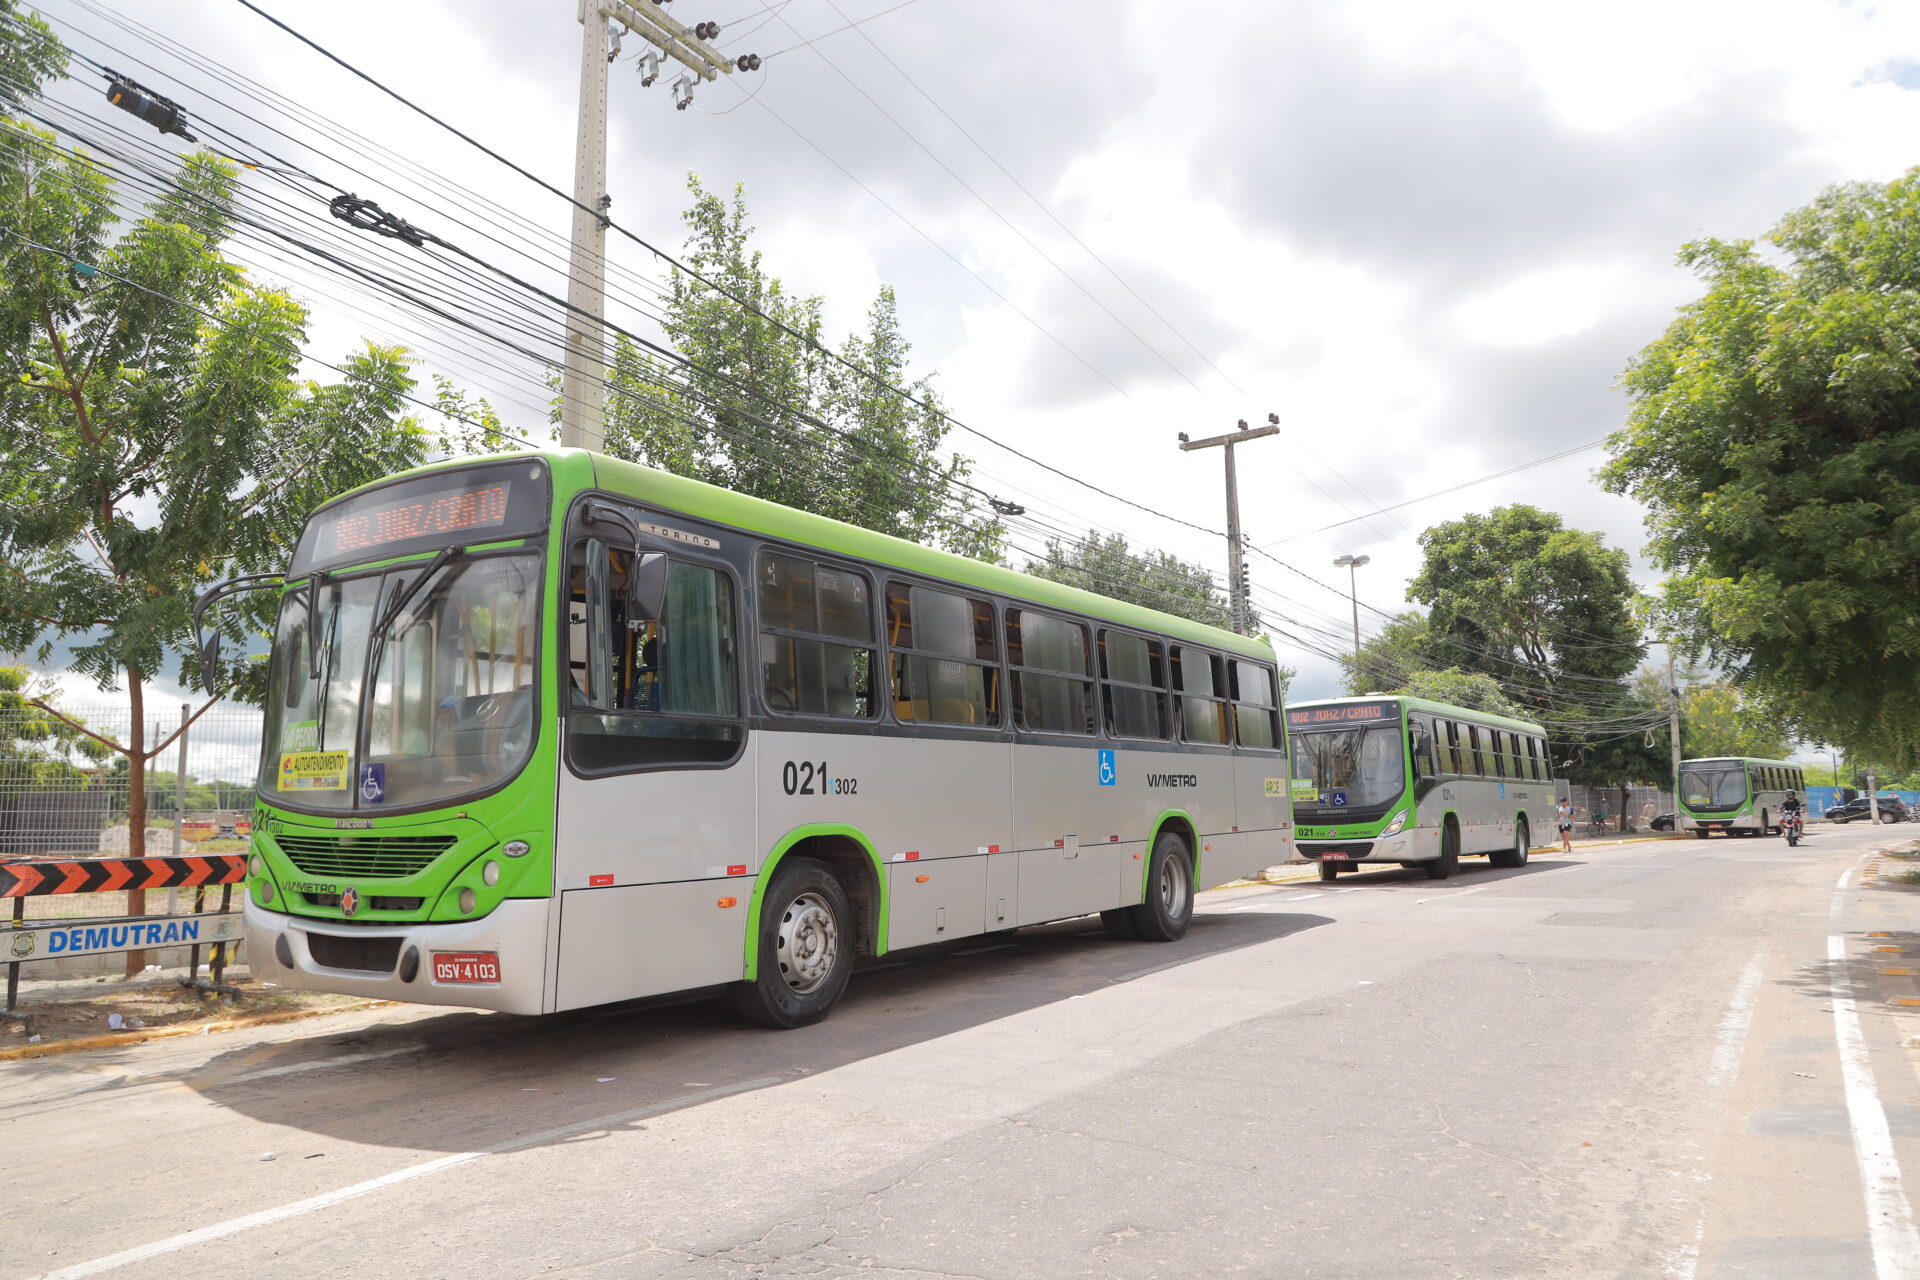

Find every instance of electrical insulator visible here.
[693,20,719,39]
[637,52,660,86]
[671,74,694,110]
[735,52,762,71]
[105,75,196,141]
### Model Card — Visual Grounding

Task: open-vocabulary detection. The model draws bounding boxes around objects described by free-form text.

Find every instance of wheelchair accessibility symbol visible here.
[1097,749,1116,787]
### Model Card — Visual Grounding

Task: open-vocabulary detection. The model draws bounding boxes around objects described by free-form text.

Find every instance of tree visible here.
[1606,171,1920,770]
[0,76,425,951]
[1342,611,1434,695]
[601,177,1002,559]
[1026,529,1237,628]
[0,666,108,784]
[1393,668,1522,717]
[1628,670,1791,761]
[1405,505,1655,785]
[0,3,60,117]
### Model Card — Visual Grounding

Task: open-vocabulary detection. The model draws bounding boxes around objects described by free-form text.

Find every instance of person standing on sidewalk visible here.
[1557,797,1573,852]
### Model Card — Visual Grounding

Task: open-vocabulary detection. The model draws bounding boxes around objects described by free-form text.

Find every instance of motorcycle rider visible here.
[1781,790,1803,836]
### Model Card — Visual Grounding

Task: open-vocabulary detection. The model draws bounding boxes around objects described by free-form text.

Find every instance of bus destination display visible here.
[1287,700,1397,728]
[322,482,511,559]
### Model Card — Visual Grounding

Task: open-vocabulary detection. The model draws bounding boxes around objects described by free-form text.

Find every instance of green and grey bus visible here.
[198,450,1295,1027]
[1678,756,1803,837]
[1287,696,1556,881]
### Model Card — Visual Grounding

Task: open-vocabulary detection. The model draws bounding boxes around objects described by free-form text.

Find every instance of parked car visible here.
[1827,796,1909,824]
[1651,813,1675,832]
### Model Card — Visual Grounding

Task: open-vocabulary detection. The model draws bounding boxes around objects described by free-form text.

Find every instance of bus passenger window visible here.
[1173,647,1229,746]
[1100,629,1166,740]
[1231,660,1279,749]
[885,582,999,728]
[757,551,876,719]
[1007,609,1093,735]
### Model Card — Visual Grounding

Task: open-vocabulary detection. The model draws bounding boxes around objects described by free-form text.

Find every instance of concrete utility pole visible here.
[560,0,737,452]
[1666,648,1682,814]
[1333,554,1370,667]
[1179,415,1278,634]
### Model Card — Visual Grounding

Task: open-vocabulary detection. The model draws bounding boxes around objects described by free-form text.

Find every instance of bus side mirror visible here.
[196,632,222,694]
[625,552,668,625]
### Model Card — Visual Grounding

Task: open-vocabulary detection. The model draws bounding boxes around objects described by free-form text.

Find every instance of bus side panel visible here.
[1014,740,1125,924]
[555,757,758,888]
[1233,752,1292,877]
[554,880,746,1010]
[757,730,1012,948]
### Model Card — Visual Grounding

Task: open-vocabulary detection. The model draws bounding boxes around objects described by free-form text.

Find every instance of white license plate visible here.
[432,952,501,984]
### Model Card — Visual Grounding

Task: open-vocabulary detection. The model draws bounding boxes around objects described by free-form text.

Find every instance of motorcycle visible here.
[1781,810,1803,847]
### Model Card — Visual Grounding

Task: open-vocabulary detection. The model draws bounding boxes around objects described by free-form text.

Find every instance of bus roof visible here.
[1287,693,1548,736]
[326,448,1275,662]
[1680,756,1800,770]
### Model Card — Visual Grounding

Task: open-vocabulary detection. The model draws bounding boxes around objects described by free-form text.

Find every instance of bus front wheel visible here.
[1127,831,1194,942]
[1317,860,1340,882]
[732,856,854,1029]
[1425,825,1459,880]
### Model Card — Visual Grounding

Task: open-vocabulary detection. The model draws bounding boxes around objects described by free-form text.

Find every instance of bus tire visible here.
[1492,818,1529,868]
[1127,830,1194,942]
[1317,860,1340,882]
[731,857,854,1029]
[1425,823,1459,880]
[1099,907,1141,939]
[1694,828,1710,839]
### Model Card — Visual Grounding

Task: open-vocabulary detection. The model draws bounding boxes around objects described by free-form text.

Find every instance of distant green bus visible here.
[1678,757,1803,837]
[198,450,1294,1027]
[1288,695,1556,881]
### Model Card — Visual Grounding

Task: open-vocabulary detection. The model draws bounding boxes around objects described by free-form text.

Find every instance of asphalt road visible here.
[8,823,1920,1280]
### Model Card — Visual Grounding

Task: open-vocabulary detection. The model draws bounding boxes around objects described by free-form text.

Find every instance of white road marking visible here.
[221,1047,418,1086]
[1414,885,1490,905]
[1705,951,1767,1089]
[31,1077,783,1280]
[1281,892,1326,902]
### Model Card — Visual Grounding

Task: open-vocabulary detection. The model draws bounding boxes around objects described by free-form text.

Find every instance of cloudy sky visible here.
[20,0,1920,722]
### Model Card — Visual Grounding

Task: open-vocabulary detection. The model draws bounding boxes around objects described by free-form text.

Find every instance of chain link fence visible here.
[2,703,263,944]
[1563,783,1676,836]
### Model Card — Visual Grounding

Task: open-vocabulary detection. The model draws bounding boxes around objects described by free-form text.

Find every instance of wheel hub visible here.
[1159,856,1190,916]
[776,892,839,994]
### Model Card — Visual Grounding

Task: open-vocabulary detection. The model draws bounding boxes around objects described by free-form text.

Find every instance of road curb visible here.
[0,1000,395,1062]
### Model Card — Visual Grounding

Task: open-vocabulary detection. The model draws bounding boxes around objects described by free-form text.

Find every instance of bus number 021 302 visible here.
[781,761,857,796]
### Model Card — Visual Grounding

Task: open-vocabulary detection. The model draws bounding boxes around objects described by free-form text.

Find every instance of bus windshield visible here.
[1681,764,1747,811]
[259,553,542,812]
[1291,725,1405,809]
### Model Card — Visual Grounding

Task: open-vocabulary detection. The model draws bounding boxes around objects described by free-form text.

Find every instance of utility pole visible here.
[1666,647,1682,815]
[1179,414,1278,634]
[560,1,740,451]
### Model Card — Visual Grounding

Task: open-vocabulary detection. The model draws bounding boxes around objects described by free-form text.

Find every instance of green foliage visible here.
[1606,170,1920,769]
[1343,611,1433,695]
[0,2,63,114]
[1403,505,1655,784]
[1026,529,1233,627]
[1393,668,1523,717]
[1629,670,1790,760]
[601,177,1002,559]
[0,666,107,783]
[433,375,541,457]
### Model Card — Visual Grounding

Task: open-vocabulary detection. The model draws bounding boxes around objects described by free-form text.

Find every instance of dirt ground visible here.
[1,976,380,1047]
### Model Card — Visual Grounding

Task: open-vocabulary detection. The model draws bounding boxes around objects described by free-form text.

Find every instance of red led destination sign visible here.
[1287,700,1398,728]
[323,482,511,559]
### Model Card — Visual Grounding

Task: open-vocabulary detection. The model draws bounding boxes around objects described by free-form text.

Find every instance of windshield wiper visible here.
[374,546,462,640]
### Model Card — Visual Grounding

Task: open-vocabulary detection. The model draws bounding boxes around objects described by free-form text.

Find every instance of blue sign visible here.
[1499,782,1507,800]
[359,762,386,804]
[1097,749,1116,787]
[1331,791,1347,807]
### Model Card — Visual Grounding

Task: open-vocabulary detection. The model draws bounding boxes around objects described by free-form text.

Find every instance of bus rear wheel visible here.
[1491,818,1529,869]
[1127,830,1194,942]
[731,856,854,1029]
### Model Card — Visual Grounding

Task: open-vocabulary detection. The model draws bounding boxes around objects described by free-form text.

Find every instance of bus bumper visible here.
[1299,832,1421,864]
[245,896,552,1015]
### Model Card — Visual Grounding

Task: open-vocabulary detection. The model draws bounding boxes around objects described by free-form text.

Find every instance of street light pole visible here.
[1179,415,1278,634]
[1333,553,1370,672]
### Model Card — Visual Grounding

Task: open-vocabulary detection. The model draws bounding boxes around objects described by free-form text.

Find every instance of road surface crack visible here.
[1431,1101,1573,1189]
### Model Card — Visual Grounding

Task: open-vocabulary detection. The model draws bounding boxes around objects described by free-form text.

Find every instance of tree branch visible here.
[39,303,97,446]
[145,695,226,759]
[26,700,127,756]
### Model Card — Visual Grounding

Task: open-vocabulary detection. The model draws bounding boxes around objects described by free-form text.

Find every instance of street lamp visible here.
[1333,554,1370,670]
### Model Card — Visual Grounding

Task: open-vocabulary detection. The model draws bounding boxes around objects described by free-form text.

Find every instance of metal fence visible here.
[1,703,263,940]
[1564,784,1675,835]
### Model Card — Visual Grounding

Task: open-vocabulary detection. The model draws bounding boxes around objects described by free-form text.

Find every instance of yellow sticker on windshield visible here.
[278,750,349,791]
[1290,778,1319,801]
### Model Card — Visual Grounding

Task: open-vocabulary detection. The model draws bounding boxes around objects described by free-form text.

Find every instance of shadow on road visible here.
[1301,857,1581,889]
[66,909,1332,1154]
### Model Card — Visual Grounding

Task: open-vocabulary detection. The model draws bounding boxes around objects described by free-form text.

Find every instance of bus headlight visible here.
[1381,810,1409,837]
[249,854,263,877]
[257,879,275,905]
[459,888,476,914]
[482,860,501,887]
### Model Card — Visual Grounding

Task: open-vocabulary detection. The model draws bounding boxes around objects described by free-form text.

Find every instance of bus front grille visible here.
[306,931,403,973]
[276,834,456,879]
